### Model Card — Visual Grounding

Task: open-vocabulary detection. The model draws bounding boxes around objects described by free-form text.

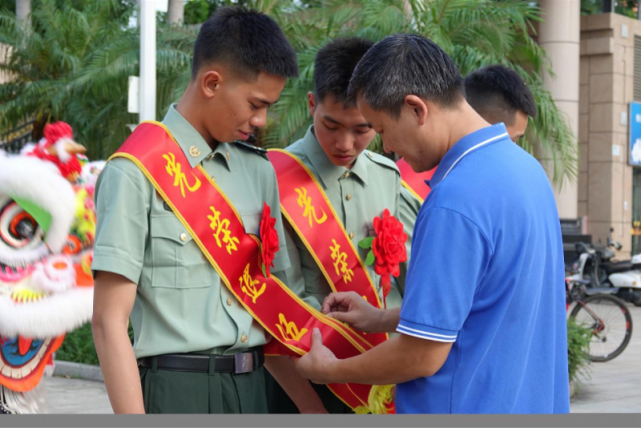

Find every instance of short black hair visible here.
[192,6,298,80]
[464,65,537,125]
[313,37,374,107]
[348,34,463,118]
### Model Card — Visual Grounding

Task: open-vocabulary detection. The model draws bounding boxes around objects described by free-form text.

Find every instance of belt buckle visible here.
[234,352,254,374]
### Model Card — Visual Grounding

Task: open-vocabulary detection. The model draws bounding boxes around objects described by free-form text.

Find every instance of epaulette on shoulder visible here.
[235,141,268,160]
[363,150,400,176]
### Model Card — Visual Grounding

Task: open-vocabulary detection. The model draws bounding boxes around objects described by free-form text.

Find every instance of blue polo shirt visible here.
[396,123,569,414]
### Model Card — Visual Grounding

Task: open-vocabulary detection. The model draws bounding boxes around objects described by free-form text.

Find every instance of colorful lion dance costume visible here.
[0,122,101,413]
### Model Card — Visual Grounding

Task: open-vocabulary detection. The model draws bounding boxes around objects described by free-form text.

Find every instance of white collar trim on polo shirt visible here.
[441,132,509,182]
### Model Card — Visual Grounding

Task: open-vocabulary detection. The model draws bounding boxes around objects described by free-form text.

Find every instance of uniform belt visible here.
[138,348,264,374]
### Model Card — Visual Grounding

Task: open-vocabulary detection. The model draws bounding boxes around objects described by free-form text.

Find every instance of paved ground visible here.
[40,305,641,414]
[569,304,641,413]
[46,376,112,414]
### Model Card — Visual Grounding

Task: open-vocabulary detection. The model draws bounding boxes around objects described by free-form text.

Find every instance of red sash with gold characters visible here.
[396,158,435,202]
[268,150,388,314]
[110,121,393,414]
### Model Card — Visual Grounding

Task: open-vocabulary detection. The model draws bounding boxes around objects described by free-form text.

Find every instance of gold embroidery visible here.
[276,313,308,341]
[162,152,201,198]
[295,187,328,227]
[207,206,240,254]
[330,239,355,283]
[239,264,266,304]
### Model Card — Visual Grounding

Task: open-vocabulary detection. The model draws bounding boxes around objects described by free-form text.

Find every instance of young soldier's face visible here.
[308,93,376,168]
[205,71,287,143]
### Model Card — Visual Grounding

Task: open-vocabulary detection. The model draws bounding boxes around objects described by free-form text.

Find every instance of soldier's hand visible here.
[321,291,386,333]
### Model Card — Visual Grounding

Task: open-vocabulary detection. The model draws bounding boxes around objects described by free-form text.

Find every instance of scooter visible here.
[571,237,641,306]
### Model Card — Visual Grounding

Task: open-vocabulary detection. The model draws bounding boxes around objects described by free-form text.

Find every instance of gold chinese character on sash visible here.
[330,239,354,283]
[239,264,266,304]
[276,313,308,341]
[295,187,328,227]
[162,152,201,198]
[207,206,240,254]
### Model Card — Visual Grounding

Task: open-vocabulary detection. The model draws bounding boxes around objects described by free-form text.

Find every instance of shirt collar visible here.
[429,123,510,188]
[162,104,231,170]
[301,126,369,187]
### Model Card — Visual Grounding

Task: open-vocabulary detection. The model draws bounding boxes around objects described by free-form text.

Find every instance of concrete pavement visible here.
[45,376,112,414]
[569,304,641,413]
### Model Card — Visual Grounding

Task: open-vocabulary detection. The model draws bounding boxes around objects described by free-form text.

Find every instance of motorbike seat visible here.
[601,261,634,274]
[583,287,618,296]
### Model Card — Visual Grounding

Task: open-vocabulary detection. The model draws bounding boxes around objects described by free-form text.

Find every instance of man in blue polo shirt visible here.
[293,34,570,414]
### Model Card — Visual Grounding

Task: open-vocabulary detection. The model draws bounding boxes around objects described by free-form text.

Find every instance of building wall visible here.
[0,43,10,84]
[580,13,638,256]
[539,0,581,220]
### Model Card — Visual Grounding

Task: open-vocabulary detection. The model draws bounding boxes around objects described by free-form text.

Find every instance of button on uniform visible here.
[189,146,201,157]
[180,233,188,242]
[346,194,352,201]
[227,298,233,306]
[349,232,354,239]
[240,334,248,343]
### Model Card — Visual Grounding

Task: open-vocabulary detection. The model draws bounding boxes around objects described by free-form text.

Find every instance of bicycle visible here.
[565,278,633,362]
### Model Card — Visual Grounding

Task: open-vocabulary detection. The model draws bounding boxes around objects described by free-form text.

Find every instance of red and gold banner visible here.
[396,158,435,202]
[268,150,385,307]
[111,122,391,413]
[268,150,392,347]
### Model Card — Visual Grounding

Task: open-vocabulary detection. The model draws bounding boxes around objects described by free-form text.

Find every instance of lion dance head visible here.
[0,122,100,413]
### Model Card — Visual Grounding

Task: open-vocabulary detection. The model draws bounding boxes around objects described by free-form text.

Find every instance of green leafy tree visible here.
[0,0,194,158]
[1,0,579,183]
[582,0,638,17]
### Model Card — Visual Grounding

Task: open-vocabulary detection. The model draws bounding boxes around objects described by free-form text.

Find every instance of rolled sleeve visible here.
[91,159,150,284]
[398,206,492,342]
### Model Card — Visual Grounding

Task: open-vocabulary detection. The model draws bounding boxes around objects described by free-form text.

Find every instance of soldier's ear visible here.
[202,70,222,99]
[307,92,316,116]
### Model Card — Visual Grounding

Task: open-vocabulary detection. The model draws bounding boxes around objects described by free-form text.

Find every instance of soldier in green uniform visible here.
[91,7,299,414]
[265,37,419,414]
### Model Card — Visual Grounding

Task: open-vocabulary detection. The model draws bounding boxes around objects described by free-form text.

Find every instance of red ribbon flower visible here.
[259,202,280,277]
[359,209,408,298]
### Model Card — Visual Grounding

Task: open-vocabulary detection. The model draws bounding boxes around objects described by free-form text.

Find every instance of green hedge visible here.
[567,318,592,382]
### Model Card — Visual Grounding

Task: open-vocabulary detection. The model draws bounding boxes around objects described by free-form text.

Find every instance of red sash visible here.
[111,122,392,413]
[396,158,435,202]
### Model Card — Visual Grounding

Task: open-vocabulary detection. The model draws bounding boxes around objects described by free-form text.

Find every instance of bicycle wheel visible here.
[569,294,633,362]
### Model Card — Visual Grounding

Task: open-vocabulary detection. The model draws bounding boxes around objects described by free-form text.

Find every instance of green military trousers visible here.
[264,371,353,414]
[139,359,268,414]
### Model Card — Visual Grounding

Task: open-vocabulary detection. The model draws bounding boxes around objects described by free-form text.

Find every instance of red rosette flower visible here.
[259,202,280,277]
[359,209,408,299]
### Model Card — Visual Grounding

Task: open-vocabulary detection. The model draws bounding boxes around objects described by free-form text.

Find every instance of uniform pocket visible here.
[149,215,211,289]
[239,212,262,236]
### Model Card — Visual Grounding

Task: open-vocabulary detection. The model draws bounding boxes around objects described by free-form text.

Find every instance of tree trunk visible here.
[167,0,184,25]
[16,0,31,23]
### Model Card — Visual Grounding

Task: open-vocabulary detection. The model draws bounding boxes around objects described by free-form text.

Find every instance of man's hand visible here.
[293,329,337,384]
[321,291,387,333]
